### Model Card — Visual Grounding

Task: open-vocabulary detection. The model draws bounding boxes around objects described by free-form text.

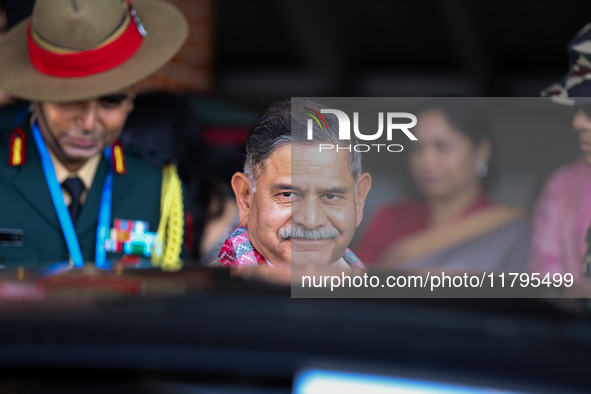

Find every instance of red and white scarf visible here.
[218,226,365,268]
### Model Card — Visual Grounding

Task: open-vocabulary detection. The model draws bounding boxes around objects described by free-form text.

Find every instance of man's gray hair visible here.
[244,98,362,192]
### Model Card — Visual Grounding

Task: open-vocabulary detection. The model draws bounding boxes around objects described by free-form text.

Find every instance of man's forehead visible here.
[265,144,292,172]
[291,144,355,190]
[259,144,355,189]
[291,144,350,174]
[256,144,291,187]
[261,144,350,170]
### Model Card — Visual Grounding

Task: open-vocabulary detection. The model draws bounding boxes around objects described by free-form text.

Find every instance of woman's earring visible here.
[475,162,488,177]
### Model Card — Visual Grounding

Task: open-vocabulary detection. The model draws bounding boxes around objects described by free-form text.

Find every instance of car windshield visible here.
[1,2,591,393]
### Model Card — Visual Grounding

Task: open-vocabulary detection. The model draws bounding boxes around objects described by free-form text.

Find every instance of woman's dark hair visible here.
[120,91,222,260]
[413,97,497,191]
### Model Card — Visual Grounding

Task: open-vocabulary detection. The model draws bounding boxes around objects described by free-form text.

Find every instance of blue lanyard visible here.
[96,148,113,269]
[32,121,113,268]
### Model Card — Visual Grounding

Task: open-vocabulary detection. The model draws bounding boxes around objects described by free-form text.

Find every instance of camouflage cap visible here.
[542,23,591,106]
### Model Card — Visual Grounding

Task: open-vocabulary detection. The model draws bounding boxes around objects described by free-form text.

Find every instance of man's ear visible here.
[355,172,372,228]
[231,172,253,227]
[126,84,138,114]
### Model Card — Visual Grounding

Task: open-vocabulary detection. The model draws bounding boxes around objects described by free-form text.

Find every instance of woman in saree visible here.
[355,99,529,272]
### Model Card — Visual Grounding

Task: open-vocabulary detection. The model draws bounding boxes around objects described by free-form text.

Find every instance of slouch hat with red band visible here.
[0,0,188,102]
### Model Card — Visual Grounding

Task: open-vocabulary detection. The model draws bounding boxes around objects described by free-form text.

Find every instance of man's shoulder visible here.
[120,146,163,182]
[0,118,32,174]
[543,157,590,192]
[0,114,26,151]
[207,258,223,267]
[342,249,365,269]
[534,157,591,218]
[0,102,29,134]
[0,130,9,151]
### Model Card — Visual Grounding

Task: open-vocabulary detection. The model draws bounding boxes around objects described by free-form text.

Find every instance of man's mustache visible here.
[280,224,339,240]
[78,128,101,136]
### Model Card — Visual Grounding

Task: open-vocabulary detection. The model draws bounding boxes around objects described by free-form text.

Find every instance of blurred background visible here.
[130,0,591,105]
[213,0,591,103]
[2,0,589,158]
[6,0,590,104]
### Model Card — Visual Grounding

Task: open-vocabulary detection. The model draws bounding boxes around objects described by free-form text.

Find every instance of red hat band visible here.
[27,3,145,78]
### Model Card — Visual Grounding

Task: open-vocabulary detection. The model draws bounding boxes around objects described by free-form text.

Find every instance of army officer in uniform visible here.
[0,0,188,270]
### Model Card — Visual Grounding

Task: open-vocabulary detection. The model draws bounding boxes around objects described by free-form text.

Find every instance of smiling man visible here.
[0,0,188,267]
[214,99,372,268]
[531,23,591,278]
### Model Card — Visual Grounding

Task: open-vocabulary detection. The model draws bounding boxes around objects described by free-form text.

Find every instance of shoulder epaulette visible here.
[8,127,26,167]
[110,138,126,175]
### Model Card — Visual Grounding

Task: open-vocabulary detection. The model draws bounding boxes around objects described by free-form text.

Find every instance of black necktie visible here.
[62,177,85,224]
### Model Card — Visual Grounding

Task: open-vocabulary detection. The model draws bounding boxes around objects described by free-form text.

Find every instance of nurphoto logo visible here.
[305,107,418,153]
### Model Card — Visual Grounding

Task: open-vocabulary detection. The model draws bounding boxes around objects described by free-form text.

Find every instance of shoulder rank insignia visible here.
[9,127,26,167]
[110,139,126,175]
